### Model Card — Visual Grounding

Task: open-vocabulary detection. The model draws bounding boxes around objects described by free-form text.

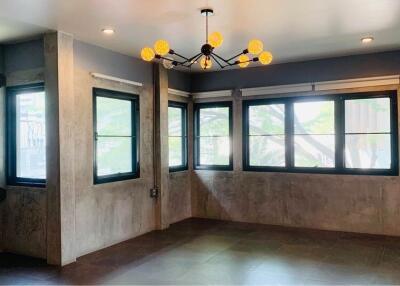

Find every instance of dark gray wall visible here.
[74,40,190,91]
[0,45,4,86]
[190,50,400,92]
[4,39,44,73]
[0,45,4,74]
[74,40,153,85]
[168,69,191,92]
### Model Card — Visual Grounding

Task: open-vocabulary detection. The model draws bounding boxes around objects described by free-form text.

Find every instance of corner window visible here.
[7,83,46,187]
[194,101,233,170]
[243,91,398,175]
[168,101,188,172]
[93,88,139,184]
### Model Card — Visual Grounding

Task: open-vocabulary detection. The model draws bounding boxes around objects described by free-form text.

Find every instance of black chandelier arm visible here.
[154,49,261,69]
[169,50,191,62]
[225,49,249,63]
[210,53,225,69]
[186,53,203,68]
[231,57,259,66]
[155,54,188,67]
[187,52,203,63]
[210,52,232,65]
[211,50,252,66]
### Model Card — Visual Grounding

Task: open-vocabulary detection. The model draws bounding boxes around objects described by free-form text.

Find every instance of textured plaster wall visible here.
[192,87,400,237]
[73,41,156,257]
[168,94,193,224]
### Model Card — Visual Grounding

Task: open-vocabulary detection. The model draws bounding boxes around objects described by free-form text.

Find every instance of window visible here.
[345,97,392,169]
[194,102,233,170]
[7,83,46,187]
[243,91,398,175]
[93,88,139,184]
[294,100,335,168]
[168,101,188,172]
[247,102,285,167]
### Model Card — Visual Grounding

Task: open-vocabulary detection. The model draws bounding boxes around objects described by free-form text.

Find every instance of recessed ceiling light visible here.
[361,36,374,44]
[102,28,115,35]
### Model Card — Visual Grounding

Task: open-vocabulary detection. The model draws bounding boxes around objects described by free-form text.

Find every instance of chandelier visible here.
[140,8,273,70]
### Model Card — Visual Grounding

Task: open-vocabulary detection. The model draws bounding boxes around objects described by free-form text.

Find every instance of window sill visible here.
[94,172,140,185]
[169,166,189,173]
[243,166,398,176]
[7,182,46,189]
[194,165,234,171]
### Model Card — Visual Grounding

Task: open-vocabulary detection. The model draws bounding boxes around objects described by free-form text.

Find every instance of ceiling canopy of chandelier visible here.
[140,8,273,70]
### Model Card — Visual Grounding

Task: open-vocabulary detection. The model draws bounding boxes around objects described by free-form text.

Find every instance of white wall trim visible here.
[192,90,232,99]
[91,72,143,87]
[240,75,399,97]
[241,83,312,97]
[314,75,400,91]
[168,88,190,97]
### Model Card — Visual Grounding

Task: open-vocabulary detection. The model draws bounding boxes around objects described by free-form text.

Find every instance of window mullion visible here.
[285,102,294,169]
[335,98,345,170]
[391,95,399,172]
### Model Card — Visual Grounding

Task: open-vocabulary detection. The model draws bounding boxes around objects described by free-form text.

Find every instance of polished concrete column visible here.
[153,63,169,230]
[44,32,76,265]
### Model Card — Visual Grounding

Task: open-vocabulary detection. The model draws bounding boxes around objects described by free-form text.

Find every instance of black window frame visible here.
[243,91,398,176]
[194,101,233,171]
[6,82,46,188]
[168,101,188,172]
[93,88,140,184]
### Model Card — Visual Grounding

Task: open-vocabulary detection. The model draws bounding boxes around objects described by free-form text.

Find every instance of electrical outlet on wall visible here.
[150,188,158,198]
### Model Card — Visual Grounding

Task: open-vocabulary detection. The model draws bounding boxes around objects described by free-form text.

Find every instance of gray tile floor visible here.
[1,218,400,285]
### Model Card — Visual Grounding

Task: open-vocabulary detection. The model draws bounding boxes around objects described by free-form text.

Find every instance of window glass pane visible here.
[168,107,182,136]
[294,135,335,167]
[249,104,284,135]
[169,137,183,167]
[199,137,230,165]
[345,98,390,133]
[345,134,391,169]
[249,136,285,167]
[199,107,229,136]
[294,101,334,134]
[96,97,132,136]
[97,137,132,176]
[16,92,46,179]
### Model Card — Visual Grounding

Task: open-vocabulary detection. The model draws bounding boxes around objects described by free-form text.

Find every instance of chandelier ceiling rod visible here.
[140,8,273,70]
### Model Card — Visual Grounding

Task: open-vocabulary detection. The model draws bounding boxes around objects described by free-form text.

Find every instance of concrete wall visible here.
[168,94,193,224]
[0,37,190,262]
[4,34,400,262]
[191,83,400,237]
[73,40,157,257]
[1,39,47,259]
[192,169,400,236]
[190,50,400,237]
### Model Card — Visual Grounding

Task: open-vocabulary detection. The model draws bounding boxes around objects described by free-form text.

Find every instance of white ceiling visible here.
[0,0,400,71]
